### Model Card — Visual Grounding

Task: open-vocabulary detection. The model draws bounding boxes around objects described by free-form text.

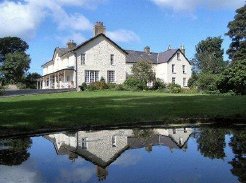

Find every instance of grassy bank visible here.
[0,91,246,133]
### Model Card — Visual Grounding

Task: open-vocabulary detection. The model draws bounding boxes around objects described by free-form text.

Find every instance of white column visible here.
[58,73,60,89]
[73,70,76,88]
[36,81,39,89]
[64,70,66,88]
[54,73,57,89]
[49,75,51,89]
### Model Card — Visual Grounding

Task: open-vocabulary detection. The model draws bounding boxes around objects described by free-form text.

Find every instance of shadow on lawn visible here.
[0,94,245,130]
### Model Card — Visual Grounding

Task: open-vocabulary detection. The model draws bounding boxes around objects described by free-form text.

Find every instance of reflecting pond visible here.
[0,126,246,183]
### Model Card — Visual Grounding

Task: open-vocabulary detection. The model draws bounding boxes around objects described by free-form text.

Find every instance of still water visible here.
[0,126,245,183]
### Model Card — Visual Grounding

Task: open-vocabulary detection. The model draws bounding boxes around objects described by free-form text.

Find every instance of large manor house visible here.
[38,22,191,90]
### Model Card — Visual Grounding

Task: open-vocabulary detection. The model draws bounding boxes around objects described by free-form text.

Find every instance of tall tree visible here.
[1,52,31,83]
[226,5,246,61]
[0,37,29,62]
[194,37,225,74]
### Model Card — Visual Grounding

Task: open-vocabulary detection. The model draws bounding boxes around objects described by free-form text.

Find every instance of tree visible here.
[0,52,31,83]
[196,128,227,159]
[226,5,246,61]
[194,37,225,74]
[0,138,32,165]
[217,59,246,95]
[24,72,41,89]
[0,37,29,62]
[131,60,155,89]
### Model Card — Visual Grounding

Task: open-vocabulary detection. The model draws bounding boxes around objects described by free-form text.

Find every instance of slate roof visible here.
[126,49,179,64]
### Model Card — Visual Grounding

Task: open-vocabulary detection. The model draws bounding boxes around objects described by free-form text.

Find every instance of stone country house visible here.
[37,22,192,89]
[45,128,192,181]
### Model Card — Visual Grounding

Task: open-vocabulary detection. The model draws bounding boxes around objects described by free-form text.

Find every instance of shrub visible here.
[115,84,125,91]
[167,83,182,93]
[0,85,5,96]
[188,72,198,88]
[124,76,143,90]
[196,72,219,92]
[87,81,108,91]
[181,87,199,94]
[153,78,166,90]
[79,82,87,91]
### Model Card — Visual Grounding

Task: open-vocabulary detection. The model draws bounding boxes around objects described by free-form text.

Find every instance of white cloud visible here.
[0,0,95,40]
[0,0,139,44]
[56,0,106,8]
[151,0,245,11]
[107,29,140,43]
[56,32,86,46]
[0,165,44,183]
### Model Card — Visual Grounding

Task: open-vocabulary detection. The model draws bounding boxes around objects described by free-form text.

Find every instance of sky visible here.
[0,0,245,74]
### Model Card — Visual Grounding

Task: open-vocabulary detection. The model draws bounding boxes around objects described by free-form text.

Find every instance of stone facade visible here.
[40,22,192,89]
[75,36,127,86]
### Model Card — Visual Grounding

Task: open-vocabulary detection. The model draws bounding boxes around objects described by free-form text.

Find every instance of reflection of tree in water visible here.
[229,129,246,183]
[196,128,227,159]
[0,138,32,165]
[133,129,155,152]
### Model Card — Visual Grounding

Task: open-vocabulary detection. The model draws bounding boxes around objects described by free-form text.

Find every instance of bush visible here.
[196,72,219,92]
[0,85,5,96]
[115,84,125,91]
[188,72,198,88]
[124,76,144,90]
[79,82,87,91]
[167,83,182,93]
[87,81,108,91]
[153,78,166,90]
[181,87,199,94]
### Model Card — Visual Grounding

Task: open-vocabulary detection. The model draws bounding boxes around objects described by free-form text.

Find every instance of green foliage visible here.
[87,81,109,91]
[0,85,4,96]
[167,83,181,93]
[188,71,198,88]
[217,59,246,95]
[79,82,87,91]
[124,76,143,90]
[196,72,219,92]
[108,83,125,91]
[100,77,105,82]
[226,5,246,60]
[131,60,155,90]
[194,37,226,74]
[24,72,41,89]
[153,78,166,90]
[0,52,30,84]
[0,37,29,62]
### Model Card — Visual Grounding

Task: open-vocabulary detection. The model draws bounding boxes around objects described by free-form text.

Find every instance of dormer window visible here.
[177,52,181,60]
[110,54,115,65]
[81,54,85,65]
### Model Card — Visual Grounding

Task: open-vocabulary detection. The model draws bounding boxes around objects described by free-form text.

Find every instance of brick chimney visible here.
[67,40,77,50]
[94,22,106,36]
[144,46,150,54]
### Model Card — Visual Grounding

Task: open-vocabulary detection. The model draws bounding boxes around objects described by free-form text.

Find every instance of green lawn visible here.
[0,91,246,133]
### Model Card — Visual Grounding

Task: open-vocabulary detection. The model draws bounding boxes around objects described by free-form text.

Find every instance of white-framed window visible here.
[85,70,99,83]
[112,136,117,147]
[110,54,115,65]
[107,71,115,83]
[81,138,88,149]
[183,78,187,87]
[81,54,85,65]
[172,64,175,73]
[177,52,181,60]
[182,65,186,74]
[172,77,175,84]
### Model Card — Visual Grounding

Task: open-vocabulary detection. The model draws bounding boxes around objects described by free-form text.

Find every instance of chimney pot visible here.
[144,46,150,54]
[67,40,77,50]
[94,21,106,36]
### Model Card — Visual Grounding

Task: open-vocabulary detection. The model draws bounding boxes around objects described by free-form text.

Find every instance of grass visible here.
[0,91,246,133]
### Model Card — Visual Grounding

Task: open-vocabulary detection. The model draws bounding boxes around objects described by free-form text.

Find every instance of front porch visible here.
[37,69,76,89]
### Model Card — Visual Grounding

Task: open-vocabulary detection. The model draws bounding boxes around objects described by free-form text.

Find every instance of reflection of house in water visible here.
[45,128,192,181]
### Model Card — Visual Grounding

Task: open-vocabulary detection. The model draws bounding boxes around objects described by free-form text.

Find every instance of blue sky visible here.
[0,0,245,74]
